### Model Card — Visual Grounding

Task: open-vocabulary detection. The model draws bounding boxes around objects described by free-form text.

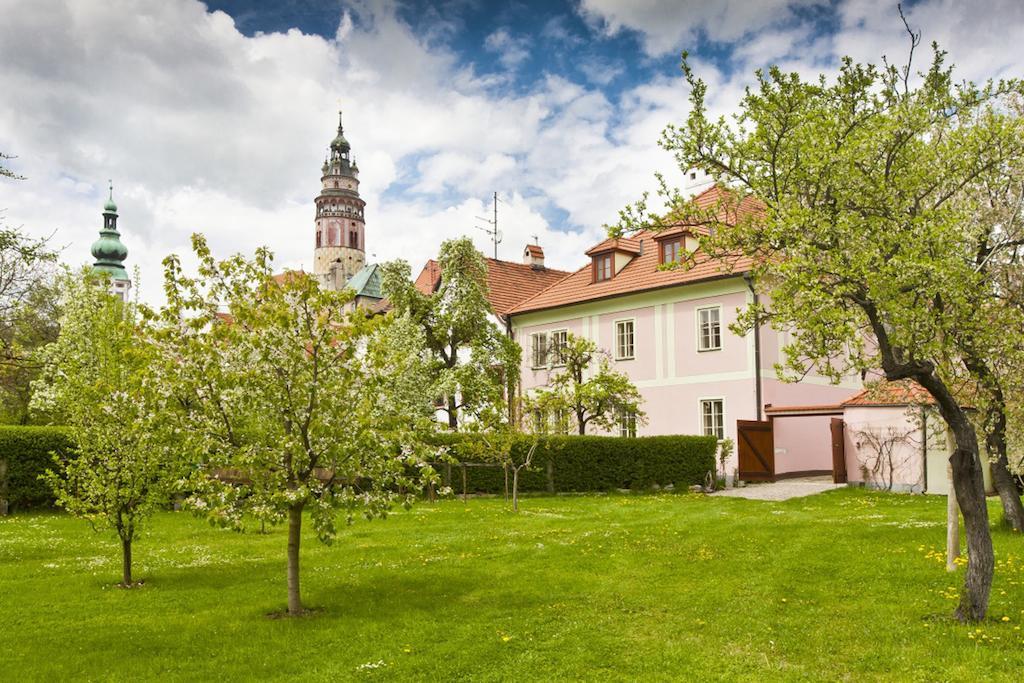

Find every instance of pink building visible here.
[507,187,862,479]
[767,381,994,495]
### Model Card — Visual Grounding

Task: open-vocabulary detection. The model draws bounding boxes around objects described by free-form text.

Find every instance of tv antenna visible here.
[474,191,502,260]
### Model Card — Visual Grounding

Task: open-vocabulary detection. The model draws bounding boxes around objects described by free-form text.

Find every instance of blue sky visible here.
[1,0,1022,304]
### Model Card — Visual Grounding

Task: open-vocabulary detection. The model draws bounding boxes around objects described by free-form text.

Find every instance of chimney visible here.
[524,243,545,270]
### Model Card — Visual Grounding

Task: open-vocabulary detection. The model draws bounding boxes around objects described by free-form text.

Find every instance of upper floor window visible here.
[697,306,722,351]
[349,230,358,249]
[615,319,635,360]
[531,332,548,368]
[316,231,322,248]
[700,399,725,439]
[593,254,613,282]
[660,239,682,264]
[550,329,568,366]
[617,408,637,438]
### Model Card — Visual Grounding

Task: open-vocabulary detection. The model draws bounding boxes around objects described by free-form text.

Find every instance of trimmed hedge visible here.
[438,434,717,495]
[0,426,73,511]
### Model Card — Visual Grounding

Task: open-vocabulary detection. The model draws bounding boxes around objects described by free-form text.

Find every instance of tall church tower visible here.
[314,111,365,290]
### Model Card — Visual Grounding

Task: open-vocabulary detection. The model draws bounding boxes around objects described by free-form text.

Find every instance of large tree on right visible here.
[641,41,1024,621]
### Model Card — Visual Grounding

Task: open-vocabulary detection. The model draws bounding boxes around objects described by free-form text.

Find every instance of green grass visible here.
[2,489,1023,681]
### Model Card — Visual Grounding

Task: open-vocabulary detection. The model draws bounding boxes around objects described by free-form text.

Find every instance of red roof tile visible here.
[404,256,570,317]
[414,259,441,296]
[840,380,935,407]
[585,237,642,256]
[484,258,571,316]
[509,187,759,315]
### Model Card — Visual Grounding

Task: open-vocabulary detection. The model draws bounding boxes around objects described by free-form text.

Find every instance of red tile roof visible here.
[585,237,642,256]
[414,260,441,296]
[764,403,844,414]
[484,258,571,315]
[509,186,758,315]
[524,244,544,257]
[271,269,306,284]
[388,256,570,317]
[840,380,935,407]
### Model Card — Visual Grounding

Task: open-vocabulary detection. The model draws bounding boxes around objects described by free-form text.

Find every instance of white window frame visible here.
[698,397,726,440]
[549,329,568,367]
[530,332,548,369]
[696,305,722,352]
[617,408,637,438]
[614,318,635,361]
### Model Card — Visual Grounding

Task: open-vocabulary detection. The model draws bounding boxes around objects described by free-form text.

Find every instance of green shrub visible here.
[0,426,73,511]
[437,433,717,495]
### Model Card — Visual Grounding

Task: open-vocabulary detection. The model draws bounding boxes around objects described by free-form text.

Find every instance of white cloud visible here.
[0,0,695,306]
[4,0,1021,309]
[577,0,817,56]
[484,28,530,70]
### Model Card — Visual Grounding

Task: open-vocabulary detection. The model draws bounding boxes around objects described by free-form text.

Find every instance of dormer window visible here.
[593,253,613,282]
[660,239,682,264]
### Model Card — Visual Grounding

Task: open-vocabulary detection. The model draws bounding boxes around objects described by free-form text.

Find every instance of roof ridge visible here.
[485,256,571,275]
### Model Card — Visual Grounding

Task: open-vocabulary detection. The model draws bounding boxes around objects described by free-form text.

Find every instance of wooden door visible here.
[737,420,774,481]
[830,418,847,484]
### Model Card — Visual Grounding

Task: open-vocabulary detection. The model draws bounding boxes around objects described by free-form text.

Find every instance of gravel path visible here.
[712,477,844,501]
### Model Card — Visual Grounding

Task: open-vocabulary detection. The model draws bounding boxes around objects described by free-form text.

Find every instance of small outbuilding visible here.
[763,380,992,495]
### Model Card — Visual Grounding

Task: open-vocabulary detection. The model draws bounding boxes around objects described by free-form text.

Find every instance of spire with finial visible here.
[92,181,129,282]
[330,109,350,152]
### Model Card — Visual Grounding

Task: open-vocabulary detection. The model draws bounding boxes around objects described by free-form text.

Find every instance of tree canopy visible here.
[616,34,1024,621]
[32,270,174,586]
[531,333,646,436]
[158,235,443,615]
[380,237,519,431]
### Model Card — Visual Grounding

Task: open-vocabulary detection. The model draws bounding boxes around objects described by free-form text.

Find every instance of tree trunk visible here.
[917,373,993,622]
[990,450,1024,532]
[121,536,133,586]
[962,358,1024,530]
[287,503,304,616]
[985,411,1024,532]
[929,385,991,618]
[948,439,993,621]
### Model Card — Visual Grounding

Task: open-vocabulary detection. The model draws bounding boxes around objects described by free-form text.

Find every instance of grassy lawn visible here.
[2,488,1023,681]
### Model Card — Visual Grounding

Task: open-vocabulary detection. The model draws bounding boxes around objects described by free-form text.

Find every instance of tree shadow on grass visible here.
[310,568,548,623]
[142,558,539,623]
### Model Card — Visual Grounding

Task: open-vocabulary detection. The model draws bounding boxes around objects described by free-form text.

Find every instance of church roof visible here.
[346,263,383,300]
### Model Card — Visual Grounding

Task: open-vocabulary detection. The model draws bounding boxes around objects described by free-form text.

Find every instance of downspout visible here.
[505,313,518,426]
[744,274,763,421]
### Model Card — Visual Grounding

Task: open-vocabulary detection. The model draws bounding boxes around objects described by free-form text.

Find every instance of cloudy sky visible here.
[1,0,1022,304]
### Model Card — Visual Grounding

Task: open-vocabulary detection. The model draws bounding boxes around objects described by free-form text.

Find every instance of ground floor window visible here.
[551,408,571,435]
[700,399,724,439]
[618,408,637,438]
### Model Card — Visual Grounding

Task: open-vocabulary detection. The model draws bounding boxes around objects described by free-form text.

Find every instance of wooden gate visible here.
[737,420,774,481]
[830,418,847,484]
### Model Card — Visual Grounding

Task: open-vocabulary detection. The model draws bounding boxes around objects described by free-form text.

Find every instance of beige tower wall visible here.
[315,246,365,291]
